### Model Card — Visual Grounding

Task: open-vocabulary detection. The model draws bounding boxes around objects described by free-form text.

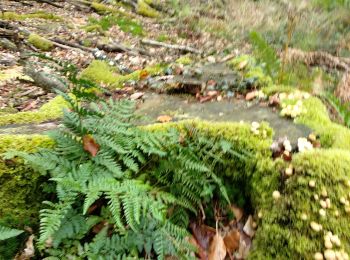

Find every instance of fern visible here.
[0,226,23,241]
[250,31,280,80]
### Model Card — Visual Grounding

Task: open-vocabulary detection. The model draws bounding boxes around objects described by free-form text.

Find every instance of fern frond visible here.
[0,226,23,241]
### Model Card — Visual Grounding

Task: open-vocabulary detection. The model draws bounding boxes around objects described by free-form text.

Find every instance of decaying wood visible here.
[335,72,350,103]
[23,63,67,93]
[141,38,202,55]
[284,48,350,71]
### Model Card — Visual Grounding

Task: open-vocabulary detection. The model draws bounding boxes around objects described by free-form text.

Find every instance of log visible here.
[23,63,67,93]
[140,38,202,55]
[97,42,151,56]
[283,48,350,71]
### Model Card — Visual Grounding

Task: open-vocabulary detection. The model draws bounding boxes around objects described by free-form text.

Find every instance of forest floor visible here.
[1,0,350,259]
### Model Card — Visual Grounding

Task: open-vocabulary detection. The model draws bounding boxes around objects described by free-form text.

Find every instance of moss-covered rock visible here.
[28,33,54,51]
[136,0,160,18]
[80,60,164,89]
[0,135,54,258]
[295,97,350,150]
[250,149,350,259]
[91,2,132,17]
[0,96,68,126]
[0,11,61,21]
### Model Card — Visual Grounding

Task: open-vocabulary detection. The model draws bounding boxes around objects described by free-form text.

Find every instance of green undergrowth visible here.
[80,60,164,88]
[85,15,144,36]
[0,135,54,258]
[28,34,54,51]
[0,96,68,126]
[0,11,61,21]
[137,0,160,18]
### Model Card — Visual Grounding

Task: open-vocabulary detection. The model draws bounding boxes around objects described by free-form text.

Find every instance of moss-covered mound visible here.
[251,149,350,259]
[1,118,349,259]
[0,135,54,258]
[80,60,164,89]
[28,33,54,51]
[0,96,68,126]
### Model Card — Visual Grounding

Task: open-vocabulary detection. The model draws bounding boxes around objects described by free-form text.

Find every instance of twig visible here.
[50,38,94,52]
[51,41,86,53]
[141,38,202,55]
[97,42,151,56]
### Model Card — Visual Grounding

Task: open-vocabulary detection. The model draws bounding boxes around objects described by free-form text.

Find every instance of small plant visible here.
[0,226,23,241]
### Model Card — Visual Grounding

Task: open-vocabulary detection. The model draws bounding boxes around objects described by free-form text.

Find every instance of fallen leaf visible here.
[243,215,256,238]
[157,115,172,123]
[188,235,207,259]
[190,222,216,252]
[230,204,244,221]
[223,229,240,254]
[83,135,100,157]
[208,233,226,260]
[139,70,149,80]
[245,91,258,101]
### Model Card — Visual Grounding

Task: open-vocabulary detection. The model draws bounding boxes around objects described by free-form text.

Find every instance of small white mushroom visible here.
[258,211,263,219]
[301,213,308,220]
[285,167,293,176]
[324,240,333,249]
[321,188,328,198]
[324,249,336,260]
[273,190,281,200]
[319,208,326,217]
[320,200,327,209]
[309,180,316,188]
[310,221,322,232]
[340,197,346,204]
[345,180,350,188]
[326,198,331,208]
[314,194,320,200]
[330,235,341,247]
[334,210,339,217]
[314,252,324,260]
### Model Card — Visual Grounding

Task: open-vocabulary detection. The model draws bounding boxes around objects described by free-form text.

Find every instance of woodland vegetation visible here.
[0,0,350,259]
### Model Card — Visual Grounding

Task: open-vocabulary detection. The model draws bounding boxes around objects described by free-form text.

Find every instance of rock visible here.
[0,53,17,66]
[0,38,17,51]
[130,92,144,100]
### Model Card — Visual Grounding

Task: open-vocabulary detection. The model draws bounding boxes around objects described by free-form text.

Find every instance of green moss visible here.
[137,0,160,18]
[86,15,143,36]
[83,24,104,33]
[28,34,54,51]
[0,96,68,126]
[262,84,296,96]
[80,60,164,89]
[91,2,132,17]
[0,135,54,258]
[295,97,350,150]
[0,11,62,21]
[175,55,193,65]
[250,149,350,259]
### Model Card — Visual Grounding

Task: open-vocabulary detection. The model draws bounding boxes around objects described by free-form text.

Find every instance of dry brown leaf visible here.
[190,222,216,252]
[157,115,172,123]
[223,229,240,254]
[139,70,149,80]
[230,204,244,222]
[83,135,100,157]
[188,235,207,260]
[208,233,226,260]
[15,234,35,260]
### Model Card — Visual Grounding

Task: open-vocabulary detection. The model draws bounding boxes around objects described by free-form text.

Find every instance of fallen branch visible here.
[50,38,93,52]
[50,40,87,53]
[283,48,350,71]
[141,38,202,55]
[97,42,151,56]
[23,63,67,93]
